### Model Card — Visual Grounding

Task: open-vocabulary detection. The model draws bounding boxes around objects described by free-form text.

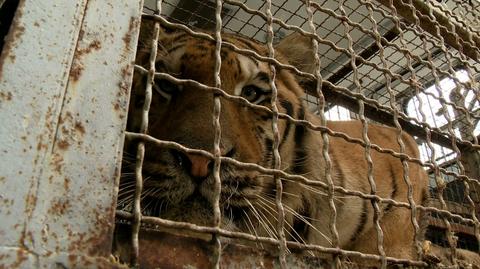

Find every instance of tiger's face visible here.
[122,29,306,229]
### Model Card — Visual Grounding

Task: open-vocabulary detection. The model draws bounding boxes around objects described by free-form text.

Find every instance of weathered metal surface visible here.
[113,224,329,269]
[0,0,89,249]
[0,0,142,267]
[0,249,129,269]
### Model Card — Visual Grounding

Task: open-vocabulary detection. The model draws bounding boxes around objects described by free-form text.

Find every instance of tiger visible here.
[118,19,431,267]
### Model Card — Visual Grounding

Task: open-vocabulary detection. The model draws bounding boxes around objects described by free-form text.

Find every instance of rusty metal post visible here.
[0,0,143,267]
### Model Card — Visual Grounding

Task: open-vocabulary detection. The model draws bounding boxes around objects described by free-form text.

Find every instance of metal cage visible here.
[0,0,479,268]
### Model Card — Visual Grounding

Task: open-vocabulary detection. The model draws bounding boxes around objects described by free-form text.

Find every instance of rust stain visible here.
[36,142,45,151]
[74,121,85,135]
[0,92,13,102]
[64,177,71,191]
[122,16,138,48]
[68,254,76,265]
[51,153,64,173]
[78,40,102,56]
[88,207,115,256]
[9,248,28,269]
[57,139,70,150]
[62,197,115,256]
[48,198,71,216]
[120,66,132,80]
[69,62,84,82]
[69,40,103,81]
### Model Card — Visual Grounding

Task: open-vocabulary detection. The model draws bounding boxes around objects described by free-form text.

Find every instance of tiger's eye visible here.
[158,79,178,94]
[153,79,180,101]
[241,85,260,103]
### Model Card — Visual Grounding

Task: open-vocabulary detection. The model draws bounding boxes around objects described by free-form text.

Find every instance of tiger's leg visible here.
[347,207,419,267]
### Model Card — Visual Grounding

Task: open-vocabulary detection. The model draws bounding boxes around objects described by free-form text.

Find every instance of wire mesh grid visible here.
[115,0,480,268]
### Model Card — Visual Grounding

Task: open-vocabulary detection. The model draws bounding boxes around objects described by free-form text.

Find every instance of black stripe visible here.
[279,99,293,150]
[235,58,242,75]
[265,138,273,153]
[350,198,368,243]
[259,114,271,121]
[291,197,311,245]
[220,49,228,59]
[167,42,187,54]
[292,106,307,175]
[384,164,398,212]
[256,126,265,135]
[171,33,190,44]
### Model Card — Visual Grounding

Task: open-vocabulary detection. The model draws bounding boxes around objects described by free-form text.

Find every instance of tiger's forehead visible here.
[158,33,271,85]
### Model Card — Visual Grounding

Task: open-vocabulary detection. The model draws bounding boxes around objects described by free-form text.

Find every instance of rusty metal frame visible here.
[0,0,143,267]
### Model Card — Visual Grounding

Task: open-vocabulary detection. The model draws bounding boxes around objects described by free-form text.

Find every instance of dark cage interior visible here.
[113,0,480,268]
[0,0,20,54]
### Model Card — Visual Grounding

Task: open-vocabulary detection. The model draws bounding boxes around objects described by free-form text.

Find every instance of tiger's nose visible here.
[185,153,212,179]
[171,147,235,181]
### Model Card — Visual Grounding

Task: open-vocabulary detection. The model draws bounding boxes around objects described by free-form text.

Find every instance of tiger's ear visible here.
[275,32,317,76]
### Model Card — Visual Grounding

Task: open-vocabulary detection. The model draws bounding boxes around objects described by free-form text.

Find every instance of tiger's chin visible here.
[140,193,248,231]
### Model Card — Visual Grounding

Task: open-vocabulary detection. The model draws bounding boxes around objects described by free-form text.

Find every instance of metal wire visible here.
[130,1,161,266]
[265,1,288,267]
[342,1,387,267]
[381,0,424,260]
[304,0,342,267]
[212,0,223,267]
[122,0,480,266]
[418,0,480,262]
[146,13,480,153]
[134,66,477,182]
[116,209,428,267]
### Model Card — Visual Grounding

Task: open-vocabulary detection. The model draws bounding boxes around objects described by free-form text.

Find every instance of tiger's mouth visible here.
[117,172,261,227]
[118,147,267,228]
[135,187,254,229]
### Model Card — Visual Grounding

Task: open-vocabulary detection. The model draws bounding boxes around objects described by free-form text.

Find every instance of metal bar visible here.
[212,0,223,267]
[357,0,480,83]
[303,0,341,267]
[344,1,386,267]
[383,0,425,259]
[131,1,160,266]
[115,211,429,267]
[373,0,480,61]
[123,133,477,229]
[265,1,288,267]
